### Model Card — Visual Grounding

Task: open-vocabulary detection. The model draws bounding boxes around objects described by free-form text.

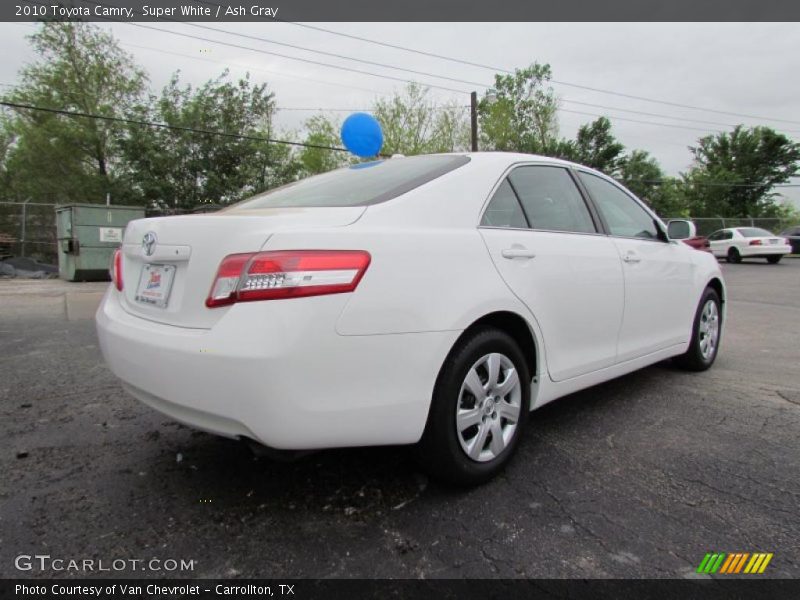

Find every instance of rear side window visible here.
[578,172,658,240]
[737,227,774,237]
[480,180,528,229]
[508,166,596,234]
[226,155,470,210]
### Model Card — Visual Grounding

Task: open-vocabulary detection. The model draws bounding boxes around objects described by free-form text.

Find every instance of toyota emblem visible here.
[142,232,157,257]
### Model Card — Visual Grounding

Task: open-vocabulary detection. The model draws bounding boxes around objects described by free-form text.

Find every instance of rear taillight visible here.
[206,250,371,308]
[749,239,763,246]
[110,248,123,291]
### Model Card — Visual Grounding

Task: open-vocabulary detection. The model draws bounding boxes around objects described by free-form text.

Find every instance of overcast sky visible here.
[1,21,799,206]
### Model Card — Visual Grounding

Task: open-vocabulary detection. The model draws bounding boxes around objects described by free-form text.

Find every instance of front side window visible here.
[508,167,597,234]
[480,180,528,229]
[578,172,659,240]
[708,230,725,241]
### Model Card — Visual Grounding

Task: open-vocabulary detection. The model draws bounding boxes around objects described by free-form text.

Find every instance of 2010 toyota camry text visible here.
[96,153,725,485]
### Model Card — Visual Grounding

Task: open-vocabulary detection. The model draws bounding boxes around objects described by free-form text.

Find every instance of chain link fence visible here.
[1,200,797,267]
[672,217,792,237]
[0,201,59,263]
[0,201,222,265]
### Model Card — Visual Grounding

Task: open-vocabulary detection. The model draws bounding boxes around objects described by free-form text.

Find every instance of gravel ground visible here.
[1,260,798,579]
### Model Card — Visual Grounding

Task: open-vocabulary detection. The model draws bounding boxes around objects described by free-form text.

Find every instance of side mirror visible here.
[667,219,696,240]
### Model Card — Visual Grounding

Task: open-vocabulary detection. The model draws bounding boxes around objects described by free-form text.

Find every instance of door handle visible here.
[623,253,641,264]
[501,248,537,260]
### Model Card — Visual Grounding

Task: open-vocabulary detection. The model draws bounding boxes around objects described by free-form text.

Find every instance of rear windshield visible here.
[227,155,470,210]
[737,227,774,237]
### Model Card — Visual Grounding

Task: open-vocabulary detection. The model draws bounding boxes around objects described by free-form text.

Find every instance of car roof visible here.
[436,151,610,179]
[455,151,587,169]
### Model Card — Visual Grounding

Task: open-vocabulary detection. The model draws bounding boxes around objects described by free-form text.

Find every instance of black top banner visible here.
[4,0,800,22]
[3,579,800,600]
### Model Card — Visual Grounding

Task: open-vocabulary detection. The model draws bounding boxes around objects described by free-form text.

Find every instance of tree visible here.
[121,71,293,209]
[298,114,350,175]
[571,117,625,175]
[619,149,662,198]
[4,23,146,203]
[478,63,559,153]
[684,125,800,218]
[373,83,469,155]
[0,112,15,197]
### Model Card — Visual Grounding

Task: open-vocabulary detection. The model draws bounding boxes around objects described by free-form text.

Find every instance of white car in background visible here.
[708,227,792,264]
[96,153,725,485]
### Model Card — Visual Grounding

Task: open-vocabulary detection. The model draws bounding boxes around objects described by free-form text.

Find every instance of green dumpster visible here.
[55,204,145,282]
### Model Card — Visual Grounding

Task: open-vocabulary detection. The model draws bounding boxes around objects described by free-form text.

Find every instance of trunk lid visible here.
[119,207,365,329]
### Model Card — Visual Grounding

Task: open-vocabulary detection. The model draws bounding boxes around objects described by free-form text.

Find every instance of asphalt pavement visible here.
[1,259,798,578]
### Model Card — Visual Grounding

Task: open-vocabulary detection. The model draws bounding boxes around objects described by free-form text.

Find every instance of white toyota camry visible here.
[96,153,725,485]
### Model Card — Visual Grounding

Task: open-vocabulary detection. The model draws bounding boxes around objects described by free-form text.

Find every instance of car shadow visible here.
[125,361,676,518]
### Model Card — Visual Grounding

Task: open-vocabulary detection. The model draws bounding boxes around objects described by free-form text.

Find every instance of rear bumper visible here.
[739,244,791,257]
[96,288,459,449]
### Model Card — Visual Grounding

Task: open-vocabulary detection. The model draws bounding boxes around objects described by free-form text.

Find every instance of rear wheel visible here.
[674,287,721,371]
[767,255,782,264]
[727,247,742,263]
[417,327,530,486]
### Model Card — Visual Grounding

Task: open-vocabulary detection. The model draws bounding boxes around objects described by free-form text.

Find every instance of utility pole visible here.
[470,91,478,152]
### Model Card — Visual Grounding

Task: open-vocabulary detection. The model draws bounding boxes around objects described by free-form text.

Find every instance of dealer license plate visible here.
[134,264,176,308]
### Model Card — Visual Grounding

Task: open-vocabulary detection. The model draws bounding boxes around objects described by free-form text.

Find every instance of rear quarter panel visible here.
[278,157,536,336]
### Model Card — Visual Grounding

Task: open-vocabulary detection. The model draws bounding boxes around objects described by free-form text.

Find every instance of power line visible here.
[3,104,798,189]
[119,22,792,136]
[182,22,490,90]
[275,106,468,112]
[16,7,797,135]
[121,42,384,96]
[559,108,723,133]
[19,0,800,128]
[0,100,352,153]
[11,11,800,141]
[280,21,800,127]
[129,19,799,135]
[85,1,747,130]
[123,22,470,95]
[62,0,470,95]
[561,98,799,133]
[276,105,744,135]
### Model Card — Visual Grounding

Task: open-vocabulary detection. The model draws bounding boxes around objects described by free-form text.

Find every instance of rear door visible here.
[479,165,624,382]
[576,171,696,361]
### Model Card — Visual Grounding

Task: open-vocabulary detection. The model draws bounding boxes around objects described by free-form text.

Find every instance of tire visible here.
[674,287,722,372]
[416,327,530,486]
[767,256,782,264]
[726,247,742,263]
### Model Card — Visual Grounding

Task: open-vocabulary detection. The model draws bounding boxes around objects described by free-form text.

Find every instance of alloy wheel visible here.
[455,353,522,462]
[698,299,720,360]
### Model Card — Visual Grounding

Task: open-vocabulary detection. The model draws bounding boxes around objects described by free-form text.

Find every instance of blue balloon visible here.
[341,112,383,158]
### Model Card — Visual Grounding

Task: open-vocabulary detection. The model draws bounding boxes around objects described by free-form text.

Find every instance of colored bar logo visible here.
[697,552,773,574]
